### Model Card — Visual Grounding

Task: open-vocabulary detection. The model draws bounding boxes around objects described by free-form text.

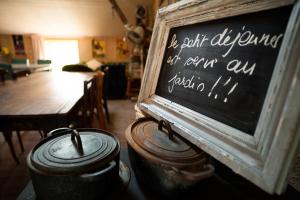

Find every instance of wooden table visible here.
[0,71,95,163]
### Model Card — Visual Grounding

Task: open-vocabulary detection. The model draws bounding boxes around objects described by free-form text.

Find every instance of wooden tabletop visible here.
[0,71,94,117]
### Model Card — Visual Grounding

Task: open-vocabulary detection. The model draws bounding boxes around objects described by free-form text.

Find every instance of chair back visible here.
[83,77,96,127]
[82,72,106,129]
[95,72,106,129]
[95,71,104,101]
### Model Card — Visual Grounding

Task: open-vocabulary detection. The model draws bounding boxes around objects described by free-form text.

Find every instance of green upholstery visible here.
[37,59,51,64]
[0,63,13,80]
[0,63,31,80]
[12,58,29,64]
[62,64,93,72]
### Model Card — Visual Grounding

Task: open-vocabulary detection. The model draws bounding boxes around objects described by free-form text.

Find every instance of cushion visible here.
[86,59,102,71]
[62,64,93,72]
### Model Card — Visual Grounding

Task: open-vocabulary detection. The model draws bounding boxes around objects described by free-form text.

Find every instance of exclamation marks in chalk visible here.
[208,76,222,99]
[223,77,231,87]
[208,76,238,103]
[224,82,238,103]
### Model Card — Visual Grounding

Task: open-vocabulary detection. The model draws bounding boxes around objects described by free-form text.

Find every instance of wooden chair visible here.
[69,75,106,129]
[0,67,26,162]
[82,78,96,127]
[82,73,107,129]
[62,65,110,124]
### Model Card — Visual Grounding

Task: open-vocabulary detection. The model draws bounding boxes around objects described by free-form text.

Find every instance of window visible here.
[44,39,79,71]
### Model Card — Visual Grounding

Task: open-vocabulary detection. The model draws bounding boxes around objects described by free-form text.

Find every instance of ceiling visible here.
[0,0,152,37]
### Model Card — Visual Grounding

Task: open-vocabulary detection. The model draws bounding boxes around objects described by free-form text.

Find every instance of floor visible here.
[1,99,299,200]
[0,99,136,200]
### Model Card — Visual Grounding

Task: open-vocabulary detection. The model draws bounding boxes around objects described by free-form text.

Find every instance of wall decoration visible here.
[12,35,25,55]
[116,38,129,59]
[0,46,11,63]
[92,39,106,58]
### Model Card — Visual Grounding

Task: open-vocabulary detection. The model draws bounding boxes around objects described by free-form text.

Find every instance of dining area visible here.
[0,70,107,164]
[0,92,136,200]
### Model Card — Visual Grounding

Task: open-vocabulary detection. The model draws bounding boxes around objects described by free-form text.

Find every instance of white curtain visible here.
[31,34,45,63]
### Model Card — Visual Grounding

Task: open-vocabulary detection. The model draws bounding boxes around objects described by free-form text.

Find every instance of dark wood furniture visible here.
[11,68,31,79]
[0,72,95,163]
[94,71,106,129]
[0,68,5,82]
[101,63,127,99]
[0,63,31,80]
[62,65,110,123]
[126,77,140,98]
[77,72,106,129]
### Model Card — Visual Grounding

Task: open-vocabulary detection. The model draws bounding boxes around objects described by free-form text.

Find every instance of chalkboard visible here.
[155,6,292,135]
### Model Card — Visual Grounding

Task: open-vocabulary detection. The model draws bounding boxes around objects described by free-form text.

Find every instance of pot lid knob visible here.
[158,120,174,140]
[70,129,83,155]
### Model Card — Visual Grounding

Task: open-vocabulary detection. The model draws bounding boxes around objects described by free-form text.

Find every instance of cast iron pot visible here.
[27,128,120,200]
[126,118,214,197]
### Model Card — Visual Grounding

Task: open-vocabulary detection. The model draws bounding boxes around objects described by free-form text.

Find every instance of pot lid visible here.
[30,128,120,175]
[128,118,205,164]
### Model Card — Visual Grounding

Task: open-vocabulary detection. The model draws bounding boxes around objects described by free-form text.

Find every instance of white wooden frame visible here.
[137,0,300,194]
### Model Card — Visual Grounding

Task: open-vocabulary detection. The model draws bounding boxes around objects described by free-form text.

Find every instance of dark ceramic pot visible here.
[27,128,120,200]
[126,118,214,196]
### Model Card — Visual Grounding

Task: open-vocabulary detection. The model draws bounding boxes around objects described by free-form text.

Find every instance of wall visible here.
[78,36,131,64]
[23,35,34,63]
[0,1,152,64]
[0,35,14,62]
[0,35,14,54]
[78,37,92,63]
[0,0,152,37]
[1,34,131,64]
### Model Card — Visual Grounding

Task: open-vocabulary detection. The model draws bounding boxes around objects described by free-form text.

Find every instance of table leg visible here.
[2,130,20,164]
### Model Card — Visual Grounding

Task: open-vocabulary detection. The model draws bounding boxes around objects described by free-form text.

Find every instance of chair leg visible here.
[16,131,25,152]
[96,104,106,130]
[103,97,110,123]
[38,130,44,139]
[2,131,20,164]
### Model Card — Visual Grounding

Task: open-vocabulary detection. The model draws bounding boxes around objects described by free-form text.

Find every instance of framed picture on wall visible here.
[12,35,25,55]
[92,39,106,58]
[116,38,129,60]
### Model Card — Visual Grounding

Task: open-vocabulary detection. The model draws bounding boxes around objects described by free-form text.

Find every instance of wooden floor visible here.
[0,99,136,200]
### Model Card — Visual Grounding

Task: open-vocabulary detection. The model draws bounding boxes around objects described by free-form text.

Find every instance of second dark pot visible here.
[126,118,214,196]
